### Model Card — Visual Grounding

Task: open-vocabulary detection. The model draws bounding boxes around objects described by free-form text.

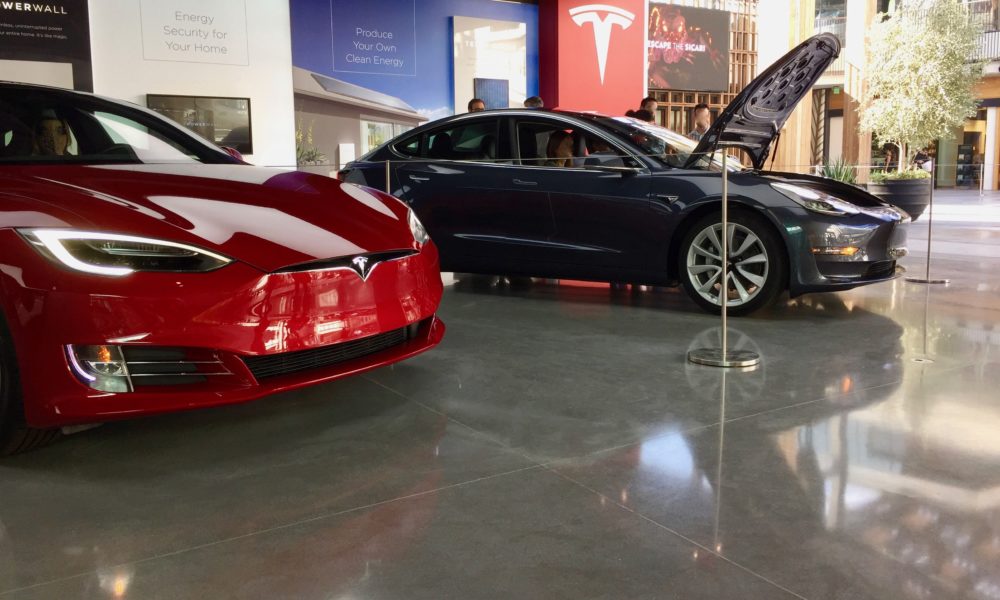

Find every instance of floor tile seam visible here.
[718,397,825,428]
[364,373,727,475]
[0,463,545,598]
[368,366,916,475]
[361,375,543,465]
[361,374,485,435]
[534,395,830,470]
[363,374,715,473]
[542,465,812,600]
[533,420,721,470]
[919,358,985,376]
[368,375,890,473]
[718,372,917,425]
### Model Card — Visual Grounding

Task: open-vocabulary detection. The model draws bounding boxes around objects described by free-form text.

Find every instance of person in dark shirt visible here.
[627,109,655,123]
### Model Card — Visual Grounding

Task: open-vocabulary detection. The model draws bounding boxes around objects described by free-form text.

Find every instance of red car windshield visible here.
[0,88,236,165]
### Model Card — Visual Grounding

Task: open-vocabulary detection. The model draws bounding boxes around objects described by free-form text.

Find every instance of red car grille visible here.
[242,326,411,381]
[121,346,232,388]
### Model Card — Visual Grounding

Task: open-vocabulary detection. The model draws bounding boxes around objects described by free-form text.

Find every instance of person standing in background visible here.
[468,98,486,112]
[627,109,655,123]
[688,103,711,141]
[524,96,544,108]
[882,144,897,171]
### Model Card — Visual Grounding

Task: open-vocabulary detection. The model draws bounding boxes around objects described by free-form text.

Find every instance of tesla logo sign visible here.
[350,255,372,279]
[569,4,635,85]
[539,0,642,114]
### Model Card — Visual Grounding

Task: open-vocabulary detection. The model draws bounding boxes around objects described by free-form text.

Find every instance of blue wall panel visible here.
[290,0,539,121]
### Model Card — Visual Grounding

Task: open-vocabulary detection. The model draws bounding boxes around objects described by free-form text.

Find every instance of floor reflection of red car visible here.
[0,83,444,454]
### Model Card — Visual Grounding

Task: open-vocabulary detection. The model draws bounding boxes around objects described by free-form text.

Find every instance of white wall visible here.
[756,0,792,71]
[88,0,296,167]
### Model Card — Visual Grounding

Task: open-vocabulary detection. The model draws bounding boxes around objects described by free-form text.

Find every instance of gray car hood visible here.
[686,33,841,171]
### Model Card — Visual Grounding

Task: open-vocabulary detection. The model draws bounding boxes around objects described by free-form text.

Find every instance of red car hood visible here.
[0,164,415,272]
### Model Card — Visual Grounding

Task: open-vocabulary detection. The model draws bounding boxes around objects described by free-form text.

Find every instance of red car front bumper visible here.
[0,234,444,428]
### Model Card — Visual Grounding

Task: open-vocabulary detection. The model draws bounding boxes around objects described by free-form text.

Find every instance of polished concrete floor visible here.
[2,190,1000,599]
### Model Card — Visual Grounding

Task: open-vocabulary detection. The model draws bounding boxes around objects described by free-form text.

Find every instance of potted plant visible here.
[859,0,982,220]
[820,157,858,186]
[295,120,327,174]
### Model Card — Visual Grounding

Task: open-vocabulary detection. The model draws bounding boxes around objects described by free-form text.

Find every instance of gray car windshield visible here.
[598,116,741,172]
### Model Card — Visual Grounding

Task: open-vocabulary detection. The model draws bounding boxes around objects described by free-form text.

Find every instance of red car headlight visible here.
[18,229,232,276]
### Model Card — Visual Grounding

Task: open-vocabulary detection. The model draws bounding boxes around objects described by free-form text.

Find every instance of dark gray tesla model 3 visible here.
[340,33,908,315]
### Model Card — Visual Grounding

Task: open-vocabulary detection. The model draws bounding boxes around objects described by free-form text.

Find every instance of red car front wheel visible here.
[0,316,60,456]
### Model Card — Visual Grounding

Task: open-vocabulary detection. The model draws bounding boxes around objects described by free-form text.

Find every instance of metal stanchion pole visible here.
[906,169,948,285]
[688,150,760,368]
[385,160,391,194]
[911,283,935,364]
[713,367,726,553]
[981,162,985,198]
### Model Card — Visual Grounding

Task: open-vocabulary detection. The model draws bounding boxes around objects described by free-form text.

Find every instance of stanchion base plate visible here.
[687,348,760,368]
[905,277,950,284]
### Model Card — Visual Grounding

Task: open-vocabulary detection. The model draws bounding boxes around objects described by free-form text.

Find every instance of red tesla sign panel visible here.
[540,0,646,116]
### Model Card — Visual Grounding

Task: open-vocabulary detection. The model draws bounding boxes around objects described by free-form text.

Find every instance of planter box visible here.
[296,164,336,178]
[866,178,931,221]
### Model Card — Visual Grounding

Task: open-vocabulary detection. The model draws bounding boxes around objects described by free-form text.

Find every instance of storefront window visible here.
[361,120,412,154]
[933,109,986,188]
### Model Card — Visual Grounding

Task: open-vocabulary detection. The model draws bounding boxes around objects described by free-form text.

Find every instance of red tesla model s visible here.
[0,83,444,454]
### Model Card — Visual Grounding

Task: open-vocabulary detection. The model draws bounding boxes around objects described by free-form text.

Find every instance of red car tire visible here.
[0,315,60,455]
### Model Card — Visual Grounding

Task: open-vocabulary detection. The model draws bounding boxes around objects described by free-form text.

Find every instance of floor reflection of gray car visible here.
[341,34,908,315]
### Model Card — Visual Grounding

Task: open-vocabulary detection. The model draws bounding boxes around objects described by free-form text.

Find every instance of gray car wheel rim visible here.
[686,222,769,307]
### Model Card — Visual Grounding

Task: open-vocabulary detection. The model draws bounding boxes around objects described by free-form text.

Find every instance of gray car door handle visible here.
[513,179,537,186]
[408,175,430,182]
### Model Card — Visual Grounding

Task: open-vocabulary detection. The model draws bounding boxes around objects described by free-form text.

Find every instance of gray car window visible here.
[424,119,499,162]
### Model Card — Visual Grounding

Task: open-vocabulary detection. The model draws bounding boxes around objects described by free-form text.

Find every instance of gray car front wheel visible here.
[679,211,786,315]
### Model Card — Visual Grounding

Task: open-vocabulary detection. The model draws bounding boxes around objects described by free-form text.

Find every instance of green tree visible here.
[860,0,983,171]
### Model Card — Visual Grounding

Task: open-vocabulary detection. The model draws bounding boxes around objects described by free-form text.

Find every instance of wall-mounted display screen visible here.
[647,3,730,92]
[146,95,253,154]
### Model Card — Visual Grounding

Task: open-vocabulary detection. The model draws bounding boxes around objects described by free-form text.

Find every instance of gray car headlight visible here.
[19,229,232,276]
[771,182,860,217]
[408,210,430,245]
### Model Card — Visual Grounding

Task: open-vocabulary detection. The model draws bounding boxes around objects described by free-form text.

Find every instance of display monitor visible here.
[146,95,253,155]
[647,4,730,92]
